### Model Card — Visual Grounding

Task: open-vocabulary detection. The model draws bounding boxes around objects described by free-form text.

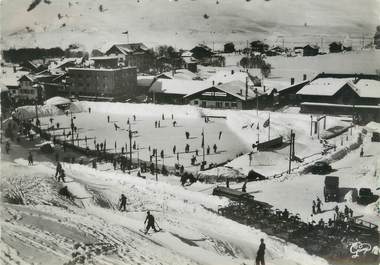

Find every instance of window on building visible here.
[231,102,238,108]
[225,102,230,108]
[194,100,199,105]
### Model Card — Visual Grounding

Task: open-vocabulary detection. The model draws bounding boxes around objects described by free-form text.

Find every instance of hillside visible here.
[1,0,379,51]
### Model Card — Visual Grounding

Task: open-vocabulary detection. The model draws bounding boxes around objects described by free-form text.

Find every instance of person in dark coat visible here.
[316,197,322,213]
[144,211,159,234]
[218,131,222,140]
[207,145,210,155]
[242,181,247,192]
[119,194,127,211]
[58,169,66,182]
[28,152,33,165]
[185,131,190,139]
[107,115,110,123]
[312,200,316,214]
[256,238,266,265]
[173,145,176,154]
[213,144,217,153]
[5,141,10,154]
[55,162,62,179]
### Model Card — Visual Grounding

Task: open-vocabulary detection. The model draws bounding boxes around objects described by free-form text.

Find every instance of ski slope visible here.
[1,136,329,265]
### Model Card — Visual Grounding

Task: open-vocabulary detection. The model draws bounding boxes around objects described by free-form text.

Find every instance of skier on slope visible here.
[144,211,159,234]
[256,238,266,265]
[119,194,127,212]
[55,162,62,179]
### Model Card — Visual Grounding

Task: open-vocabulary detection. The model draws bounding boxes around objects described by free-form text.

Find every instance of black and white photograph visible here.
[1,1,380,264]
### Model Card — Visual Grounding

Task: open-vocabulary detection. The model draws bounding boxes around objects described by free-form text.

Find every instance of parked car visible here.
[324,176,339,202]
[311,161,332,174]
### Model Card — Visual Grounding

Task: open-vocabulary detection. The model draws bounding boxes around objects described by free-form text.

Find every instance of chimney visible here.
[303,74,307,81]
[212,80,215,86]
[290,77,295,85]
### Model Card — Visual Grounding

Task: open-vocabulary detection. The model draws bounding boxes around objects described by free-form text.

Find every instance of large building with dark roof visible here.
[105,43,154,72]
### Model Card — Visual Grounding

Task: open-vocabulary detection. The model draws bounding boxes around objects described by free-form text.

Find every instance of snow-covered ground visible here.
[1,129,329,265]
[31,101,350,179]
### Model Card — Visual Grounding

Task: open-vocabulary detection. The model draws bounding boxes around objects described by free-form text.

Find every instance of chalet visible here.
[137,75,156,95]
[105,43,154,72]
[149,79,210,104]
[303,45,319,56]
[224,42,235,53]
[190,44,213,60]
[329,42,343,53]
[184,80,265,110]
[296,76,380,106]
[18,75,41,101]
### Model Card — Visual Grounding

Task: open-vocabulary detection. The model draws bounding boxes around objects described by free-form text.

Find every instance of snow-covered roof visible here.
[157,69,198,80]
[149,79,211,95]
[181,51,193,57]
[108,43,149,55]
[217,80,260,100]
[296,78,353,96]
[184,80,262,100]
[365,122,380,133]
[0,82,9,93]
[90,56,119,61]
[348,79,380,99]
[206,70,254,86]
[137,75,155,87]
[44,96,71,106]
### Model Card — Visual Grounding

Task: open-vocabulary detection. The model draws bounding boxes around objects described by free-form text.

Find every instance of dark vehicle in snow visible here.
[311,161,332,174]
[357,188,378,205]
[324,176,339,202]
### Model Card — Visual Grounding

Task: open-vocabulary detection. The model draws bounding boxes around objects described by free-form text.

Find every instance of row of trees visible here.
[240,55,271,77]
[2,44,92,63]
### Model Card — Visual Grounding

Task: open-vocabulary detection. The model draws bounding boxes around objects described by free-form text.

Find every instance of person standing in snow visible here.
[133,115,136,121]
[173,145,176,154]
[107,115,110,123]
[58,169,66,183]
[213,144,217,153]
[55,162,62,179]
[144,211,159,234]
[28,151,33,165]
[207,145,210,155]
[5,141,10,154]
[88,107,91,113]
[242,181,247,192]
[119,194,127,212]
[316,197,322,213]
[185,131,190,139]
[218,131,222,140]
[256,238,266,265]
[312,200,316,214]
[360,147,364,157]
[155,121,157,128]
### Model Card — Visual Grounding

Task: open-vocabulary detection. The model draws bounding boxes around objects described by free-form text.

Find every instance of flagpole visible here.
[268,113,271,141]
[202,128,205,164]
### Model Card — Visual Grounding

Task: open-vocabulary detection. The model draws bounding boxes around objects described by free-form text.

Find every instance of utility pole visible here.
[310,115,313,136]
[129,123,132,167]
[70,111,75,144]
[288,130,295,174]
[202,128,205,164]
[155,149,158,181]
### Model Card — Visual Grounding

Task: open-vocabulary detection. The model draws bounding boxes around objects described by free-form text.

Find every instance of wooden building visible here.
[184,80,264,110]
[105,43,154,72]
[303,45,319,56]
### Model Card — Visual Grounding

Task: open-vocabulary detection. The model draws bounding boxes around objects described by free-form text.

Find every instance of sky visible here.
[1,0,379,51]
